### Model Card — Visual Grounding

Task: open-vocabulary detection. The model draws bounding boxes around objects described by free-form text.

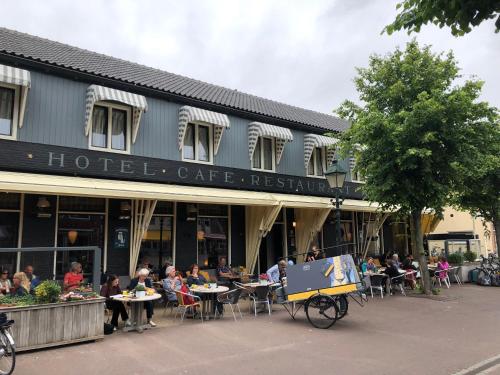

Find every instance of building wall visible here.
[17,70,356,180]
[431,207,496,256]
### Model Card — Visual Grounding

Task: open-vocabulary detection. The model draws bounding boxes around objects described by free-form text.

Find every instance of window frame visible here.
[307,147,326,178]
[181,122,214,165]
[350,156,364,183]
[0,82,20,141]
[88,101,131,154]
[251,136,276,172]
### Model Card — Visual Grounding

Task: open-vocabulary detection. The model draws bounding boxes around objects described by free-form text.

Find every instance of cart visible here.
[278,254,366,329]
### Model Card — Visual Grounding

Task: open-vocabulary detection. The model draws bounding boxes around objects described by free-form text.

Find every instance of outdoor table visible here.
[111,293,161,333]
[190,285,229,319]
[242,281,279,288]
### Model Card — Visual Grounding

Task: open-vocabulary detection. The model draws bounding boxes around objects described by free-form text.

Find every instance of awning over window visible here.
[304,134,339,169]
[84,85,148,143]
[248,122,293,164]
[0,64,31,128]
[178,106,230,155]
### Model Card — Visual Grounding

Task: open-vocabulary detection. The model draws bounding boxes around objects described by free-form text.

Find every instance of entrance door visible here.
[258,223,284,274]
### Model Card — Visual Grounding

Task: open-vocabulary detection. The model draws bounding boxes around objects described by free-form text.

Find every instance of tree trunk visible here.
[494,217,500,256]
[412,210,431,294]
[409,215,417,258]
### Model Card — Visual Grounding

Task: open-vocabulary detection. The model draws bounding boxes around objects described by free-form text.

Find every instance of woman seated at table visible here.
[436,256,450,279]
[361,257,377,273]
[10,272,29,297]
[0,269,12,295]
[100,274,130,329]
[129,268,156,327]
[162,266,181,302]
[187,264,207,286]
[63,262,83,292]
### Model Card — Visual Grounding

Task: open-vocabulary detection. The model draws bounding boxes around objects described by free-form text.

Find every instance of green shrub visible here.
[35,280,62,304]
[447,253,464,265]
[431,288,441,295]
[0,294,35,307]
[464,251,477,262]
[134,284,146,292]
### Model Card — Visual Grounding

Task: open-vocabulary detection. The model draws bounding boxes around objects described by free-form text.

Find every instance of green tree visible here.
[453,122,500,254]
[384,0,500,36]
[336,40,497,293]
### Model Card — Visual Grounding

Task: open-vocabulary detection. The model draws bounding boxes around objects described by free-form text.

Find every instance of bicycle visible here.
[0,313,15,375]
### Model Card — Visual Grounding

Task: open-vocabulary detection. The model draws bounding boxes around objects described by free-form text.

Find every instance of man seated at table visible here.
[384,260,402,294]
[162,266,181,302]
[361,257,377,274]
[266,259,288,284]
[216,257,236,285]
[24,265,40,291]
[129,268,156,327]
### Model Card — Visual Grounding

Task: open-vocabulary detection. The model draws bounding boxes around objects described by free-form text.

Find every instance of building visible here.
[427,207,497,258]
[0,28,403,280]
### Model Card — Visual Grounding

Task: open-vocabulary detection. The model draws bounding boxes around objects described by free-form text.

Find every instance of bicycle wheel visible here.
[336,295,348,320]
[304,294,338,329]
[0,329,15,375]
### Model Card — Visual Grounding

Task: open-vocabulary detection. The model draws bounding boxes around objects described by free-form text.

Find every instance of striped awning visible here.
[304,134,339,169]
[0,64,31,128]
[248,122,293,164]
[178,106,230,155]
[84,85,148,143]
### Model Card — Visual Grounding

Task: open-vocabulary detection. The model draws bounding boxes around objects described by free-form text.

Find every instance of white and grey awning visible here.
[0,64,31,128]
[304,134,339,169]
[248,122,293,164]
[84,85,148,143]
[178,106,230,155]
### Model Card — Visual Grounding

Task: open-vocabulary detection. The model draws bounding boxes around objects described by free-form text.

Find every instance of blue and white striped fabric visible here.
[178,106,230,155]
[84,85,148,143]
[248,122,293,164]
[0,64,31,128]
[303,134,339,169]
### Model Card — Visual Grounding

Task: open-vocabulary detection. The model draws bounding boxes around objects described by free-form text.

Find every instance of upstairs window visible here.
[89,103,130,153]
[349,155,364,182]
[252,137,275,171]
[183,123,213,163]
[307,147,325,177]
[0,84,19,140]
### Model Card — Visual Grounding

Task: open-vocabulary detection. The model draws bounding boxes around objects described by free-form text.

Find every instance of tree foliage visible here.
[384,0,500,36]
[336,40,497,291]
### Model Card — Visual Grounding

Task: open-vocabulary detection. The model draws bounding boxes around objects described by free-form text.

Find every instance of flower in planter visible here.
[35,280,62,304]
[259,274,268,281]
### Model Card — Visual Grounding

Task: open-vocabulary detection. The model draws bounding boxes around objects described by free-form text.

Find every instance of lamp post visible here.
[325,161,347,255]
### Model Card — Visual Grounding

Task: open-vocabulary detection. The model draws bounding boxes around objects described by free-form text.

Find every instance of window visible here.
[89,103,130,153]
[0,84,19,140]
[350,156,364,182]
[307,147,325,177]
[197,204,229,269]
[182,123,213,163]
[252,137,275,171]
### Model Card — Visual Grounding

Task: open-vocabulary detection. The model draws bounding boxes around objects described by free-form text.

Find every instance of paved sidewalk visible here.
[15,285,500,375]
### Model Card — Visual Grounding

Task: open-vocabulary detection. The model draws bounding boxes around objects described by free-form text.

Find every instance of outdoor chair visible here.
[215,289,243,321]
[404,270,418,289]
[432,269,451,288]
[448,266,462,286]
[390,274,406,296]
[368,274,385,299]
[174,290,203,323]
[249,285,271,316]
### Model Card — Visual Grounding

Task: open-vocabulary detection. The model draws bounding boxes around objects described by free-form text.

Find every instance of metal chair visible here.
[174,290,203,323]
[390,273,406,296]
[215,289,243,321]
[249,285,271,316]
[368,274,385,298]
[432,269,450,288]
[448,266,462,286]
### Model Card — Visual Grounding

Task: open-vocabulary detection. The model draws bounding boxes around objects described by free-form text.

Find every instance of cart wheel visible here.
[305,294,338,329]
[336,295,348,320]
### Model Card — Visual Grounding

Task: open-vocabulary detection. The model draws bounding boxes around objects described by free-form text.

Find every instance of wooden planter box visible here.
[0,297,105,352]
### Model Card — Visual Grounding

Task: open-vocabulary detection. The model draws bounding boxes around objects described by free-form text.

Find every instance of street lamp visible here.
[325,161,347,255]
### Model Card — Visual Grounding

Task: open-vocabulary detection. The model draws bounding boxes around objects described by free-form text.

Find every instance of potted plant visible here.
[135,284,146,298]
[34,280,62,304]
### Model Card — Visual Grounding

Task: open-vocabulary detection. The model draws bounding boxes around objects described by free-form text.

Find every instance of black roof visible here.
[0,27,348,133]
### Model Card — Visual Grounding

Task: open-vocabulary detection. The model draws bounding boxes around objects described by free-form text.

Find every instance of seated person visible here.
[437,256,449,279]
[216,257,236,281]
[266,259,288,284]
[129,268,156,327]
[392,254,401,269]
[402,254,418,289]
[63,262,83,292]
[100,274,130,329]
[187,264,207,286]
[24,265,40,290]
[312,245,324,260]
[162,266,181,302]
[402,254,418,271]
[305,252,315,262]
[0,269,12,295]
[361,257,377,273]
[384,260,402,294]
[10,272,29,297]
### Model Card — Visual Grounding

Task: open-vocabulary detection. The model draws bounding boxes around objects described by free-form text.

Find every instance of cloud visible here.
[1,0,498,115]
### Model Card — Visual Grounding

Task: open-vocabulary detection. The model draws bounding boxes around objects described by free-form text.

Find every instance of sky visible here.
[1,0,498,116]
